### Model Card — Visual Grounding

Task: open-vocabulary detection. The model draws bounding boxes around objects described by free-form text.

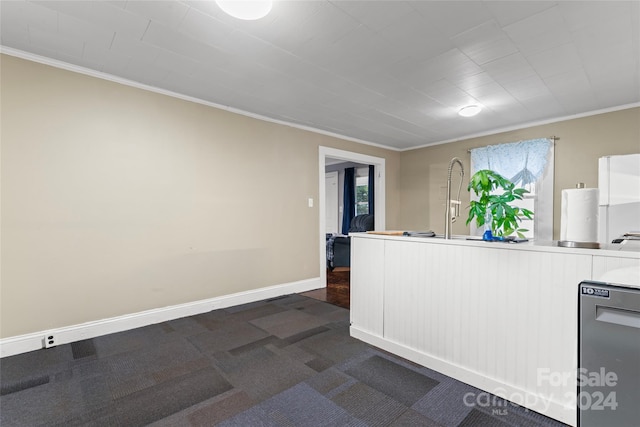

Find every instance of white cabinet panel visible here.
[350,236,384,337]
[349,235,622,426]
[383,241,591,410]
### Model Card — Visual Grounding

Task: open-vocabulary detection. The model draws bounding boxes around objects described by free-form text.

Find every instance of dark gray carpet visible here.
[0,294,568,426]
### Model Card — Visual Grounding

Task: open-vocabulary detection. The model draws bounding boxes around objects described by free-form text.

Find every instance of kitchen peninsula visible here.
[349,233,640,426]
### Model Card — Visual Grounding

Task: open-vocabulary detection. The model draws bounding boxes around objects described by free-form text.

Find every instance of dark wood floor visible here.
[300,268,350,309]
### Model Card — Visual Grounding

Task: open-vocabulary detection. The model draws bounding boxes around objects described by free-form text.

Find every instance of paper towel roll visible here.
[560,188,599,242]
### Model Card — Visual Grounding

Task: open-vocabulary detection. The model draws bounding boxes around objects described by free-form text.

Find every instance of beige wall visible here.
[0,55,400,338]
[3,53,637,339]
[398,107,640,237]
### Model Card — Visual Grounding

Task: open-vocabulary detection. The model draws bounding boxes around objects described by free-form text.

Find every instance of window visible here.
[469,138,554,240]
[355,175,369,215]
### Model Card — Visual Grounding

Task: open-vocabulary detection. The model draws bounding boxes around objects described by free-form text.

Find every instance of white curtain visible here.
[469,138,554,240]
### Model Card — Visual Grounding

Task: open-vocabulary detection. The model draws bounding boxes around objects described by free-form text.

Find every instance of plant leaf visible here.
[466,169,534,238]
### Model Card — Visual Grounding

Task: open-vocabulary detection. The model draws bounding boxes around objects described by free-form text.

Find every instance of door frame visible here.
[319,146,386,286]
[324,171,339,234]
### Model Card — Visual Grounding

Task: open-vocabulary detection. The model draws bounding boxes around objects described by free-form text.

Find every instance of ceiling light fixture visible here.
[458,105,482,117]
[215,0,273,20]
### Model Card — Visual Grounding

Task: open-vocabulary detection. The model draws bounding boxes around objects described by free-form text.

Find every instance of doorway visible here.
[318,147,386,291]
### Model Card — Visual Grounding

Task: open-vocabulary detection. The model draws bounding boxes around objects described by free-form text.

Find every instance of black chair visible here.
[329,214,374,269]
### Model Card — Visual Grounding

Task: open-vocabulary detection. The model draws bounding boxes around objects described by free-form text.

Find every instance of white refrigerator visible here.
[598,154,640,244]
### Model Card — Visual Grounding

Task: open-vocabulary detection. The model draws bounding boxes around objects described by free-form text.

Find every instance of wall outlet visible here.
[44,334,56,348]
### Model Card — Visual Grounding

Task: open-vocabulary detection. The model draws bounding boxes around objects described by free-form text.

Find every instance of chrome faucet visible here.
[444,157,465,239]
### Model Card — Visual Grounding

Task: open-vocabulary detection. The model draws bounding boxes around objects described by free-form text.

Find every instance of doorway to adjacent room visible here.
[303,147,385,309]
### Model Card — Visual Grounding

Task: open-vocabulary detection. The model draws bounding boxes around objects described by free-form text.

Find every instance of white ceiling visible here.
[1,1,639,150]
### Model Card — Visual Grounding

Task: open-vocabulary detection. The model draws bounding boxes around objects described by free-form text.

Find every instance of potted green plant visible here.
[466,169,533,239]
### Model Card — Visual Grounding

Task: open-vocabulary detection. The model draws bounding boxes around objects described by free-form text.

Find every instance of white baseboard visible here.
[350,326,576,427]
[0,277,322,358]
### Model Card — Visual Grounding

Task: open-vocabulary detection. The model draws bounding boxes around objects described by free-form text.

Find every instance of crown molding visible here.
[400,102,640,151]
[2,46,637,153]
[0,46,399,152]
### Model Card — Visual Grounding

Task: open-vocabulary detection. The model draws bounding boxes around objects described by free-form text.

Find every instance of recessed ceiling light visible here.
[215,0,273,20]
[458,105,482,117]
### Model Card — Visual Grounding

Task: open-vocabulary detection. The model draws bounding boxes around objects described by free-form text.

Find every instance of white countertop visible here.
[351,231,640,259]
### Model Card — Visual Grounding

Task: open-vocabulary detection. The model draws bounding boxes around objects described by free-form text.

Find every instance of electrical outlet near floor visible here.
[44,334,56,348]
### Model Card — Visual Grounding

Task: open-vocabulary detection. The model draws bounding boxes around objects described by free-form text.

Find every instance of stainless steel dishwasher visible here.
[578,272,640,427]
